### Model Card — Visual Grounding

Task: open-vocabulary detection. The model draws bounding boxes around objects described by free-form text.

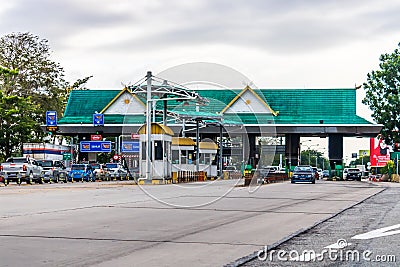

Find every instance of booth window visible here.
[155,141,163,160]
[172,150,179,164]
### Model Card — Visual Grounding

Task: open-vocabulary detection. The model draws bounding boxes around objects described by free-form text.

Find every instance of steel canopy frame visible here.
[127,72,210,181]
[128,74,209,106]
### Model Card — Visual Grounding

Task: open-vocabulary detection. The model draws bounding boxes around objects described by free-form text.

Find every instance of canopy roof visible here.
[58,87,372,126]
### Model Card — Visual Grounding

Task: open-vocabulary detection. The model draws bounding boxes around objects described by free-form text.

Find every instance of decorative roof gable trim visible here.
[100,87,145,113]
[221,85,278,116]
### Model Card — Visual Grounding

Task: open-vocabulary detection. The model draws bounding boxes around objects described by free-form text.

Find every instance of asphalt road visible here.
[242,182,400,267]
[0,179,383,267]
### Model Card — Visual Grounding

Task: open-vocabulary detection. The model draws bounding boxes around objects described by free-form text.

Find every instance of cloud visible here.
[70,0,400,55]
[0,0,131,47]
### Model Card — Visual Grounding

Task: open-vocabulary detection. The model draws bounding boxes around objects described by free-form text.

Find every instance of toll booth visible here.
[138,123,173,179]
[198,141,218,177]
[171,138,218,177]
[171,137,196,171]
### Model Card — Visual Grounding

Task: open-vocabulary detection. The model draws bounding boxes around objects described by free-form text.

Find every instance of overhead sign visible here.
[91,134,102,141]
[121,141,140,152]
[46,111,57,126]
[80,141,111,152]
[93,113,104,126]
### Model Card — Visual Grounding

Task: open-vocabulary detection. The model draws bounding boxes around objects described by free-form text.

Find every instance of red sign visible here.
[91,134,102,141]
[113,155,119,160]
[131,133,140,139]
[370,137,390,167]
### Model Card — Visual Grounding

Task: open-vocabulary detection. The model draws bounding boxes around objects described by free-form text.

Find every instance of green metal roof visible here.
[59,88,372,125]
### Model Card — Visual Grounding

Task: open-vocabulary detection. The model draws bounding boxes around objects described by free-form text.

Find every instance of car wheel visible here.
[291,180,295,184]
[312,180,315,184]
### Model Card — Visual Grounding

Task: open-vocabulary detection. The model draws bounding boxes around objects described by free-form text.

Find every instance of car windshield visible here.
[294,166,312,172]
[348,168,360,172]
[38,161,53,167]
[106,163,118,168]
[71,165,85,170]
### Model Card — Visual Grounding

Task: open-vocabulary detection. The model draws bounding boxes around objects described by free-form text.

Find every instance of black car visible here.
[344,168,362,181]
[291,165,315,184]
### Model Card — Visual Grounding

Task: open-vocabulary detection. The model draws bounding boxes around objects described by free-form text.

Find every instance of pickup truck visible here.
[0,157,43,184]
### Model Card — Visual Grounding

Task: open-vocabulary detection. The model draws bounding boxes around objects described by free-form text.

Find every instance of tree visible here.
[362,45,400,145]
[0,32,67,123]
[300,149,329,168]
[0,91,41,161]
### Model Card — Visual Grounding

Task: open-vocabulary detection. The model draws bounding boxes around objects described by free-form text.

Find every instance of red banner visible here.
[370,137,390,167]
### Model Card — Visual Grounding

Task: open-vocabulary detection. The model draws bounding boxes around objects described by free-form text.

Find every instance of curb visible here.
[224,186,386,267]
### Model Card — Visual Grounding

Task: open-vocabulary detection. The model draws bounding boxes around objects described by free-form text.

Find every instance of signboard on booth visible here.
[370,137,390,167]
[46,111,57,126]
[93,113,104,126]
[80,141,111,152]
[121,141,140,153]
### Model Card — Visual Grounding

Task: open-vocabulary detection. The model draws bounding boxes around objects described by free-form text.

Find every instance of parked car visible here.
[37,159,68,183]
[344,168,362,181]
[224,166,237,172]
[91,163,106,179]
[0,157,43,184]
[317,168,323,178]
[105,163,128,179]
[68,164,95,182]
[312,167,320,180]
[322,170,330,178]
[291,165,315,184]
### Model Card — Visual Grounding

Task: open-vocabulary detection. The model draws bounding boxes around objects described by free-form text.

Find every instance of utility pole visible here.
[146,71,152,181]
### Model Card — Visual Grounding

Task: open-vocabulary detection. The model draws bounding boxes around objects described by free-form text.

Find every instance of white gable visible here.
[225,90,271,114]
[104,92,145,114]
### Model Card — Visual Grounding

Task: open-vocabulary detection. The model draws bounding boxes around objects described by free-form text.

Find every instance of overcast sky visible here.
[1,0,400,157]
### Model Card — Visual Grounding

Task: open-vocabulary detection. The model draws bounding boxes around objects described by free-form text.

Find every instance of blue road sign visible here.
[93,113,104,126]
[121,141,140,153]
[80,141,112,152]
[46,111,57,126]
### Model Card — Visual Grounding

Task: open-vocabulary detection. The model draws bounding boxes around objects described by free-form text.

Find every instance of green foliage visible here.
[349,155,370,167]
[0,32,67,120]
[0,91,41,161]
[299,149,329,168]
[362,45,400,145]
[0,65,18,76]
[381,160,395,175]
[0,32,93,158]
